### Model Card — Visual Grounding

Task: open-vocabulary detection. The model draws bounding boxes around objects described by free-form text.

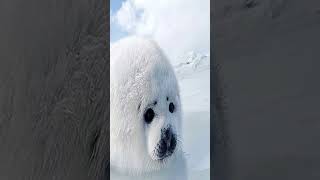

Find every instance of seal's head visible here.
[110,37,183,175]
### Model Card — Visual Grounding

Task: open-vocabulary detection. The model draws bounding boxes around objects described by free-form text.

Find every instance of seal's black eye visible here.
[144,108,155,124]
[169,103,175,113]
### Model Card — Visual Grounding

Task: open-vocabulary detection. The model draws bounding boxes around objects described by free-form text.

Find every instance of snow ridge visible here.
[174,51,210,79]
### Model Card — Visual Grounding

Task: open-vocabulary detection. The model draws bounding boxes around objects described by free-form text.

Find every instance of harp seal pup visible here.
[110,36,187,180]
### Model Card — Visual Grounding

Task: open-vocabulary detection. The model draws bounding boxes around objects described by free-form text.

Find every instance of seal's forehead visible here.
[111,37,173,84]
[111,36,161,63]
[111,36,179,103]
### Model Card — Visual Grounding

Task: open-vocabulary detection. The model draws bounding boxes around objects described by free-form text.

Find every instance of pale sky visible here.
[110,0,210,64]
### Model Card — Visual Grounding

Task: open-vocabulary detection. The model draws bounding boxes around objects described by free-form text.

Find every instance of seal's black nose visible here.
[157,127,176,159]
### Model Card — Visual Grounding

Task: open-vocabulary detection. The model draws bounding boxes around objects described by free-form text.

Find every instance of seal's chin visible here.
[151,151,173,162]
[155,153,173,161]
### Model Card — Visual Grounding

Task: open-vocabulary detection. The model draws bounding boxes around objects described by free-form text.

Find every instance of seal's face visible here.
[110,37,183,175]
[142,90,180,161]
[135,50,182,165]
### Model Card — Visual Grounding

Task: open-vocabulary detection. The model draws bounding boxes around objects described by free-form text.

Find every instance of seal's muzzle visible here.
[156,127,177,160]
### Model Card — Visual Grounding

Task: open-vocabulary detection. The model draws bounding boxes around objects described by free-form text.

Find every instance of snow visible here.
[175,51,210,179]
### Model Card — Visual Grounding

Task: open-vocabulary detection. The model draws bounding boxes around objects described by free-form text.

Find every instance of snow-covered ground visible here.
[174,51,210,179]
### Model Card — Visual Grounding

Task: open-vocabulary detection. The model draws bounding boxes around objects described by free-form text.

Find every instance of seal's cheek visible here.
[146,126,162,160]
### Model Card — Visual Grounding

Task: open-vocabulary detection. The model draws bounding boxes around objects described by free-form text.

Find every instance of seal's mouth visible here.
[154,127,177,160]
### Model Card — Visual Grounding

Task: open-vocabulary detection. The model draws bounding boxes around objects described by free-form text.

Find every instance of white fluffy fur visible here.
[110,36,187,179]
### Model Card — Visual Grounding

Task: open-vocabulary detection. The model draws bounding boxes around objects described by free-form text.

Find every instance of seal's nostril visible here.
[165,128,171,139]
[158,139,167,156]
[168,135,176,153]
